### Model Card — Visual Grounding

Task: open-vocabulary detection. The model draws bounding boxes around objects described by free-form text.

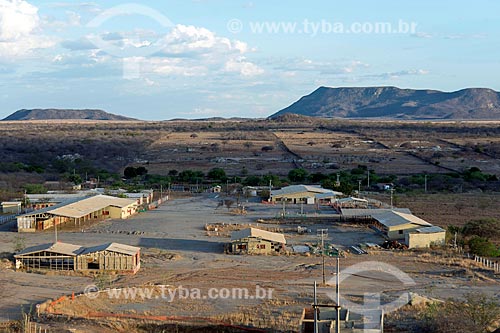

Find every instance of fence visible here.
[0,214,16,225]
[147,195,170,210]
[473,255,500,273]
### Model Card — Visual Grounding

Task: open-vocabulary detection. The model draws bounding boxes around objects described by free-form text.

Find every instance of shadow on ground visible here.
[138,238,224,254]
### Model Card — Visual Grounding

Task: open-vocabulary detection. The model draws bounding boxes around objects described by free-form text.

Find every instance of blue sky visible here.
[0,0,499,120]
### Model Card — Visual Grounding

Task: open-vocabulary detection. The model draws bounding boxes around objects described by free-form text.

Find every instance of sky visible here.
[0,0,499,120]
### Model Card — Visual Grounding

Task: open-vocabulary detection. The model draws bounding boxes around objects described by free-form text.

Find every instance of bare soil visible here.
[0,195,498,332]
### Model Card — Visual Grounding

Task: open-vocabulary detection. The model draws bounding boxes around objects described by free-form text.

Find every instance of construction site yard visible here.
[0,194,499,332]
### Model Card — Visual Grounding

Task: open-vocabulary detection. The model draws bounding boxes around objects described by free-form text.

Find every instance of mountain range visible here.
[270,86,500,120]
[2,109,134,121]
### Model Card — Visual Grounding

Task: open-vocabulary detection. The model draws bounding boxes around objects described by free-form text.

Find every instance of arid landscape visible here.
[0,194,498,332]
[1,117,500,193]
[0,118,499,332]
[2,1,500,332]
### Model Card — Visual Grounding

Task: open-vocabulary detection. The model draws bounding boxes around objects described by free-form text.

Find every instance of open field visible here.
[1,119,500,182]
[372,192,500,228]
[0,194,498,331]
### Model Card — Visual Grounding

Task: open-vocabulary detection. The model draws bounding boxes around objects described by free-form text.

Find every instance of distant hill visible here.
[270,86,500,120]
[2,109,135,121]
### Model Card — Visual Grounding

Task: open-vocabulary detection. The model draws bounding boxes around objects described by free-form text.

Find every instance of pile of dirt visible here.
[205,223,283,237]
[142,249,182,262]
[0,258,13,270]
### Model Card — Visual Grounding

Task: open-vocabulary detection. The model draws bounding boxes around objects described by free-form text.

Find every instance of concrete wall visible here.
[271,192,314,204]
[231,238,283,254]
[76,250,140,272]
[108,206,123,219]
[386,224,422,240]
[2,204,21,214]
[405,231,446,249]
[108,204,136,219]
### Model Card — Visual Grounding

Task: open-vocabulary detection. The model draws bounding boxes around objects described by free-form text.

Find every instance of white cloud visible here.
[0,0,39,40]
[342,60,370,73]
[160,24,250,56]
[411,32,433,39]
[0,0,55,57]
[357,69,430,80]
[225,56,264,77]
[68,24,264,78]
[181,107,221,117]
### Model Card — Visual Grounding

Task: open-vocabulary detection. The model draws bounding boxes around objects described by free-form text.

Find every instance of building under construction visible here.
[14,242,141,274]
[227,227,286,255]
[16,195,138,232]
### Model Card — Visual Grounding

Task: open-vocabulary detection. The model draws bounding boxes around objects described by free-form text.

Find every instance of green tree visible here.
[24,184,47,194]
[424,293,500,333]
[243,175,261,186]
[462,218,500,239]
[68,174,83,185]
[309,172,327,183]
[262,173,281,187]
[135,166,148,176]
[178,170,204,183]
[288,168,308,182]
[123,166,148,179]
[123,166,138,179]
[468,236,499,257]
[207,168,226,181]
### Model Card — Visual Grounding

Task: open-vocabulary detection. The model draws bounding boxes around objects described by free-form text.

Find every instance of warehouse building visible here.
[17,195,137,232]
[405,226,446,249]
[270,185,342,204]
[1,201,22,214]
[340,208,444,248]
[14,242,140,273]
[228,227,286,254]
[370,210,434,240]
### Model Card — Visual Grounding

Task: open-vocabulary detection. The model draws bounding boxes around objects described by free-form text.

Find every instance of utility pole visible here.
[313,281,318,333]
[424,174,428,193]
[23,189,27,213]
[390,188,394,209]
[269,179,272,202]
[54,220,58,243]
[317,228,328,285]
[367,169,370,189]
[358,179,362,195]
[336,256,340,333]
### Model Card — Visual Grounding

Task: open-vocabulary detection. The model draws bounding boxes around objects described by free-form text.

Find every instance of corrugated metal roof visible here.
[315,191,343,199]
[340,208,412,217]
[414,226,445,233]
[231,227,286,244]
[26,193,95,202]
[15,242,140,257]
[271,185,339,197]
[372,210,432,228]
[337,197,368,203]
[48,195,137,218]
[17,197,84,218]
[1,201,21,205]
[14,242,84,257]
[81,242,140,256]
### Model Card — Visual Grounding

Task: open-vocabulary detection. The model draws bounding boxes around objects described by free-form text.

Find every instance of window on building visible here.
[398,230,403,234]
[258,244,266,249]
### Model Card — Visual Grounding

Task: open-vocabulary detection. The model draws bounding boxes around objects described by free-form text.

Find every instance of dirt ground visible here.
[373,192,500,227]
[0,195,498,332]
